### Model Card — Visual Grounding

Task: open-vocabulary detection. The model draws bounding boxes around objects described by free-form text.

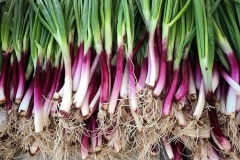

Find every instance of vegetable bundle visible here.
[0,0,240,159]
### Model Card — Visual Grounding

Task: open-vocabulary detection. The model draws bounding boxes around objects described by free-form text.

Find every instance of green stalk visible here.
[167,23,176,62]
[62,0,74,38]
[46,36,54,61]
[30,15,42,68]
[235,3,240,26]
[82,0,92,55]
[165,0,179,63]
[1,0,13,52]
[184,1,195,56]
[123,0,134,56]
[91,0,103,55]
[73,0,83,45]
[117,3,125,47]
[167,0,191,27]
[162,0,191,45]
[174,13,186,70]
[23,23,30,54]
[216,48,230,72]
[135,0,151,28]
[12,0,24,60]
[104,0,112,56]
[218,1,240,60]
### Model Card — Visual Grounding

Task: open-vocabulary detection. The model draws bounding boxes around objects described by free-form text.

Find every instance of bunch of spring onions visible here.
[0,0,240,159]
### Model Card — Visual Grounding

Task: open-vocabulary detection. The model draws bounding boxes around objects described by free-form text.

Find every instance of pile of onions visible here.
[0,0,240,159]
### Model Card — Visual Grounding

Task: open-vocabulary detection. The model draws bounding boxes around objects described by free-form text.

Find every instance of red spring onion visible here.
[34,60,43,133]
[108,4,125,116]
[30,0,73,116]
[214,20,239,117]
[162,7,195,115]
[193,0,231,151]
[136,0,163,87]
[73,0,92,110]
[91,0,110,110]
[12,0,29,104]
[0,1,13,104]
